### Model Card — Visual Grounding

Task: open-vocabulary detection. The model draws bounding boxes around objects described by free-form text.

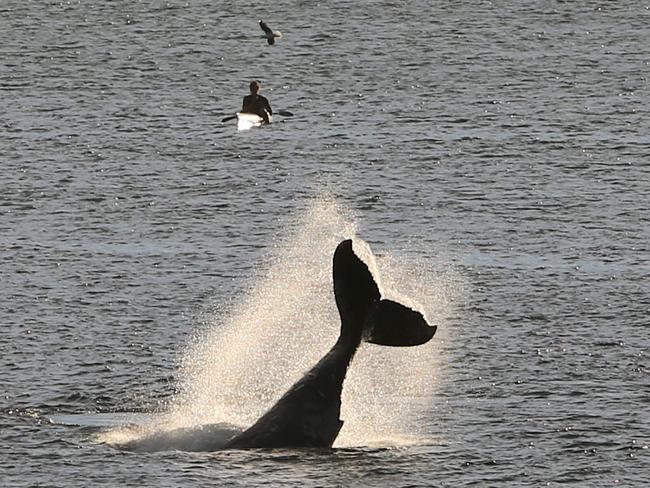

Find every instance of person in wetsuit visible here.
[241,80,273,124]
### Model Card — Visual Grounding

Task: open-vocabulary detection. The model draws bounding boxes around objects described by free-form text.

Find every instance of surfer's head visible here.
[249,80,261,94]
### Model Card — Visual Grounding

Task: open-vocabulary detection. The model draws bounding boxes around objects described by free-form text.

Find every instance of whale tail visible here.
[333,239,436,347]
[222,239,435,449]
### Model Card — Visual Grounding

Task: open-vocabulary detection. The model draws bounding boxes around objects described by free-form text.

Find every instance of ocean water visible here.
[1,1,648,486]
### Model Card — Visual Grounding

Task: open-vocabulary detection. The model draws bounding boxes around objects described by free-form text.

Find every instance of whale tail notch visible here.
[333,239,436,347]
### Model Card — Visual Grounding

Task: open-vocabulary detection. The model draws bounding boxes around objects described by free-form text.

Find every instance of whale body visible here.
[115,239,436,451]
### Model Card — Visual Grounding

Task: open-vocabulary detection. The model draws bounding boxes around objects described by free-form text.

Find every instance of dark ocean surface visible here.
[1,1,648,486]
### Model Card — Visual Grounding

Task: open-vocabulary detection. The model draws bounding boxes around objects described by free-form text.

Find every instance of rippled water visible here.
[2,1,649,487]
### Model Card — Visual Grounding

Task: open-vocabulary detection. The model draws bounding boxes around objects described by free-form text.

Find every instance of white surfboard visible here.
[236,112,272,131]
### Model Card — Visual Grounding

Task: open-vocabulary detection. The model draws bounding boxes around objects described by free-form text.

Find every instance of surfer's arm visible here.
[263,97,273,115]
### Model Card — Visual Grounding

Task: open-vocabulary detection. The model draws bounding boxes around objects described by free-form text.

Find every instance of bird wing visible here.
[259,20,273,36]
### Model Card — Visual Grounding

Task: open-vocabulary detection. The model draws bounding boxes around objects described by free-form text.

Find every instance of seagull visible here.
[259,20,282,45]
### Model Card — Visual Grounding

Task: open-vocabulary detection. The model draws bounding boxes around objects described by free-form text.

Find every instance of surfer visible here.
[241,80,273,124]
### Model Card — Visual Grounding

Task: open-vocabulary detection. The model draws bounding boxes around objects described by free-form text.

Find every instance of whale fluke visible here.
[365,299,436,346]
[333,239,436,346]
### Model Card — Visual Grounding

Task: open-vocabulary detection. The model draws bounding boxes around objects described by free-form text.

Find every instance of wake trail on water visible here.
[99,196,462,450]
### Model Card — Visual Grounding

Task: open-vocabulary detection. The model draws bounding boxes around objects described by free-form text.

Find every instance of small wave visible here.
[101,421,243,453]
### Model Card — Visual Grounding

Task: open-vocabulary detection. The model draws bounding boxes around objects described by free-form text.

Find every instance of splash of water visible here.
[101,195,461,448]
[169,196,357,430]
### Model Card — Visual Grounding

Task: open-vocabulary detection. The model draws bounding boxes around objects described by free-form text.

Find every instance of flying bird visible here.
[259,20,282,45]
